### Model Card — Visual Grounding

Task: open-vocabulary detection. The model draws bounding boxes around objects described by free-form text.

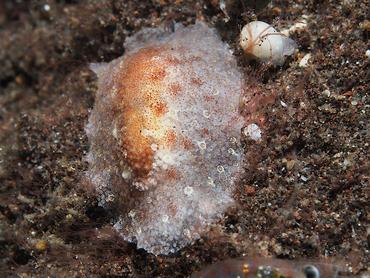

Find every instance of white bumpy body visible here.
[86,22,245,254]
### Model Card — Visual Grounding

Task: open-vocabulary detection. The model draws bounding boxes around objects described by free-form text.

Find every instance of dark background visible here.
[0,0,368,277]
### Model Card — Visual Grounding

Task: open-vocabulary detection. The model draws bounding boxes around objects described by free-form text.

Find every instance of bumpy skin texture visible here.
[86,22,244,255]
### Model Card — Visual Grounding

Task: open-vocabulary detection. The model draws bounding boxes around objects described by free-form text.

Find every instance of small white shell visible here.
[240,21,297,65]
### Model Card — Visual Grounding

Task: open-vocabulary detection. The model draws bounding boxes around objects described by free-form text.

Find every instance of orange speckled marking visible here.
[165,56,181,65]
[116,46,173,178]
[201,128,210,136]
[204,95,215,102]
[182,137,193,150]
[151,101,168,117]
[166,130,177,147]
[150,68,166,81]
[169,83,182,96]
[187,55,202,63]
[191,77,204,86]
[165,168,179,181]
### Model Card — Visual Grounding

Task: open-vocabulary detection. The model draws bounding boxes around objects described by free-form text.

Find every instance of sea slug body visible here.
[86,22,245,254]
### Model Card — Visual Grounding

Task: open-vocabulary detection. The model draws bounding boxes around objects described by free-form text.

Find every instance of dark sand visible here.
[0,0,368,277]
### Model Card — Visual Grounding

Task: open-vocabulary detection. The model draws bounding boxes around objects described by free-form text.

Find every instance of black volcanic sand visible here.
[0,0,368,277]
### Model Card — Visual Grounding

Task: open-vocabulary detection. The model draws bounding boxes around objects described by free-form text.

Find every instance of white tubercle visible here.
[240,21,297,65]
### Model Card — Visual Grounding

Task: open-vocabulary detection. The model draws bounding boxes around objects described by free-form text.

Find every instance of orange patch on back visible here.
[149,68,166,81]
[116,46,167,178]
[165,168,179,181]
[165,56,181,65]
[166,130,177,146]
[182,137,193,150]
[204,95,215,102]
[151,101,168,117]
[191,77,204,86]
[201,128,210,136]
[169,83,182,96]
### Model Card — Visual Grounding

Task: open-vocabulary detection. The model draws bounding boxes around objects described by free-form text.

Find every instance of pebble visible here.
[35,240,48,252]
[322,89,331,97]
[286,160,296,171]
[299,53,311,67]
[244,123,262,141]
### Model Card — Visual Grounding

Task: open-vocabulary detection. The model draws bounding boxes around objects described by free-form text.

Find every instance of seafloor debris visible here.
[244,123,262,141]
[86,22,245,254]
[192,257,342,278]
[240,21,297,65]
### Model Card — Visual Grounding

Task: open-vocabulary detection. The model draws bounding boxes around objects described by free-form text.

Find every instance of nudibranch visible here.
[86,22,245,254]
